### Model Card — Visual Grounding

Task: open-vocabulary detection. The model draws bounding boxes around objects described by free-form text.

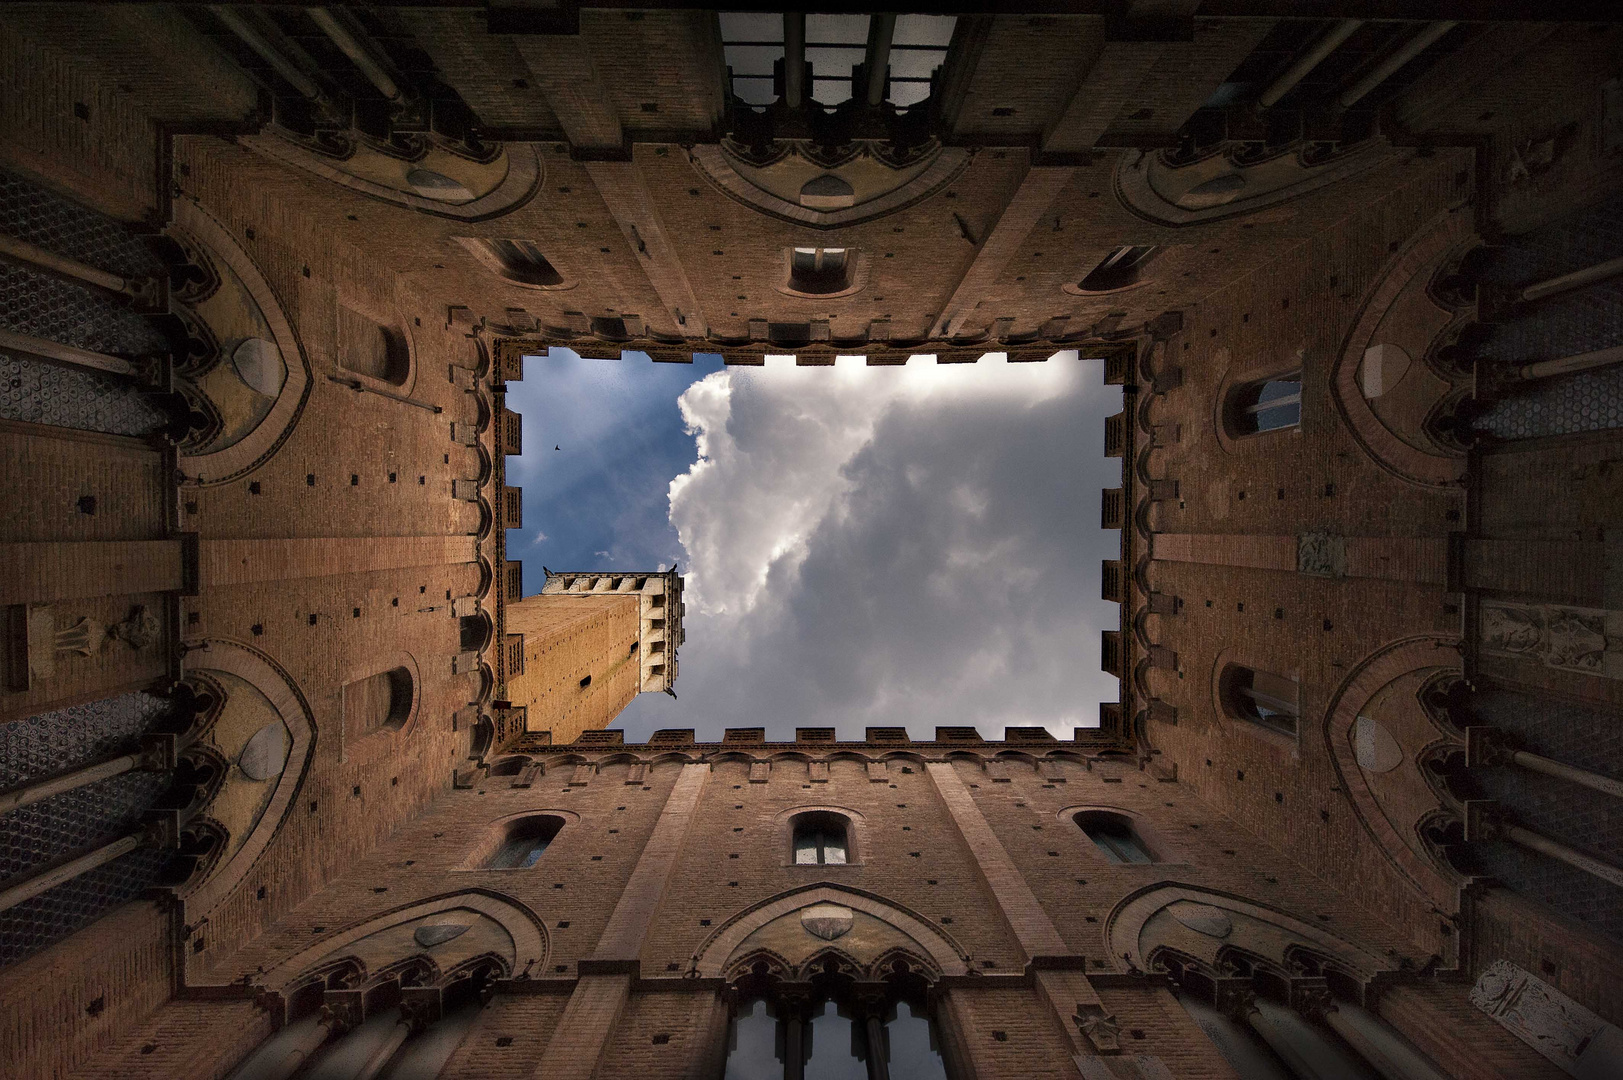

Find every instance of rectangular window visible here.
[821,833,847,864]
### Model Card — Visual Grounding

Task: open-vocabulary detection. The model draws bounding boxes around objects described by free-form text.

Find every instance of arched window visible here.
[1075,811,1155,864]
[1220,665,1300,736]
[463,237,565,288]
[787,247,853,295]
[485,815,564,869]
[1078,245,1157,292]
[336,306,410,386]
[792,811,850,865]
[342,667,412,740]
[1225,373,1302,436]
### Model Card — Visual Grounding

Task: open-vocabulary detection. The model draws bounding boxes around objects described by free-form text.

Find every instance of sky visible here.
[505,349,1123,743]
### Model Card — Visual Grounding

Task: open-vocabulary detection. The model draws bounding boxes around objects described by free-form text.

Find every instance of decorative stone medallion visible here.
[414,922,471,948]
[800,903,854,942]
[238,722,290,781]
[231,338,286,397]
[1167,901,1232,938]
[1353,716,1404,774]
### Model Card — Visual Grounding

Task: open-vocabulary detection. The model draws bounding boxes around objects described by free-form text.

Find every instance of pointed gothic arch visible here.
[695,884,969,979]
[1106,883,1392,980]
[179,640,315,923]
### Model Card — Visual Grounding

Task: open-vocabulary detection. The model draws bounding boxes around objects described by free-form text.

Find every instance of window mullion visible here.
[1243,392,1302,415]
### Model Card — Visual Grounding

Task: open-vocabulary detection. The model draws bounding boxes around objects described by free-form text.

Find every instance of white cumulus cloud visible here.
[618,354,1124,741]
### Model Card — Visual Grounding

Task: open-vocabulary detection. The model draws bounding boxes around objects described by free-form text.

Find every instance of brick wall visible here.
[0,901,172,1080]
[82,744,1498,1076]
[505,594,641,745]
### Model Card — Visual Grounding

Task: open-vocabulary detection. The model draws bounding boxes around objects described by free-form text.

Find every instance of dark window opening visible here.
[787,247,852,295]
[1079,245,1158,292]
[476,238,564,287]
[343,667,413,738]
[579,675,592,689]
[459,614,491,652]
[336,306,409,386]
[1220,665,1300,736]
[792,811,850,865]
[1226,373,1302,436]
[724,990,948,1079]
[1075,811,1155,864]
[486,815,564,869]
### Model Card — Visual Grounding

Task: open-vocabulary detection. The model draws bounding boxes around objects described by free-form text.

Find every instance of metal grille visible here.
[0,352,167,436]
[0,263,169,358]
[1477,365,1623,440]
[0,168,161,279]
[0,691,172,789]
[1464,690,1623,939]
[1470,842,1623,943]
[1470,194,1623,439]
[0,692,177,969]
[0,847,167,969]
[0,771,169,881]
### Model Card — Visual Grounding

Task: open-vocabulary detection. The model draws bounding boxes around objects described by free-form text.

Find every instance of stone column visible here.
[1243,997,1366,1080]
[0,735,173,814]
[351,1014,414,1080]
[233,1010,344,1080]
[530,762,711,1080]
[0,813,175,913]
[1465,799,1623,889]
[1319,1002,1451,1080]
[1467,726,1623,800]
[1172,990,1291,1080]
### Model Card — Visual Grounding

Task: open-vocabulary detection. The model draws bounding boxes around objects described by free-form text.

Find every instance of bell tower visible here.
[499,569,685,745]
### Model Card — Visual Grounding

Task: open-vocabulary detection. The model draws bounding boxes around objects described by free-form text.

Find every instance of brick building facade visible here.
[0,4,1619,1079]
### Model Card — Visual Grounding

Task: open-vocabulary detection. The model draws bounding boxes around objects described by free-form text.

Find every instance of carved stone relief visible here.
[1073,1003,1121,1053]
[15,603,159,686]
[1298,532,1348,578]
[1480,601,1622,680]
[1470,960,1623,1077]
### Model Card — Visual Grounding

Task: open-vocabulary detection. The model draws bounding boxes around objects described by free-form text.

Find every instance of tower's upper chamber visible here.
[541,570,685,693]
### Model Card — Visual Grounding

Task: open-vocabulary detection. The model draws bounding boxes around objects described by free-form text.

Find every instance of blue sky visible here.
[505,350,1123,742]
[505,349,724,574]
